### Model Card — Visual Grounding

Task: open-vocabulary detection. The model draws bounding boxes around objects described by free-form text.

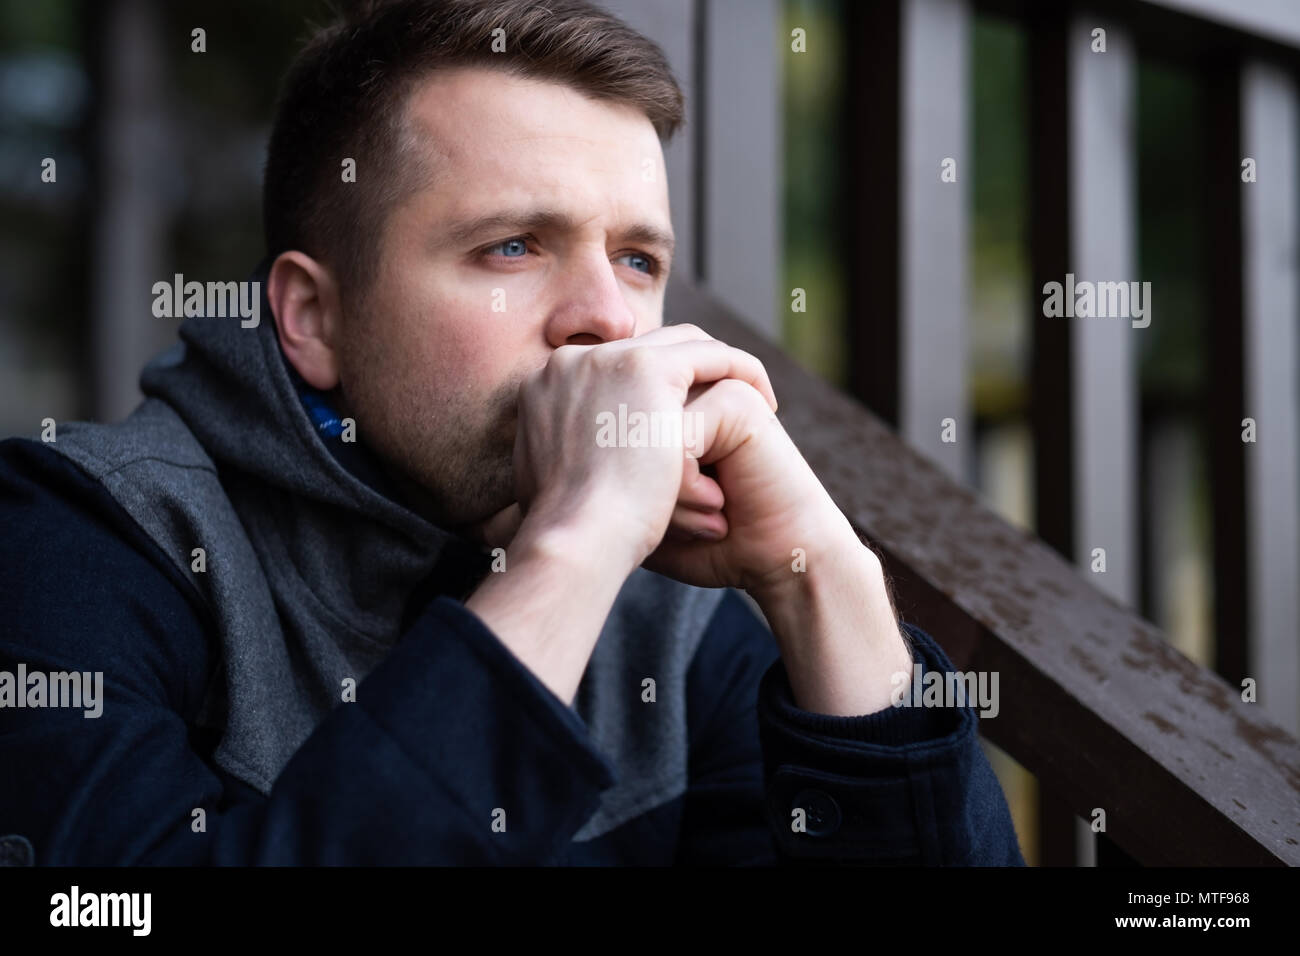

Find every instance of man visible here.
[0,0,1024,865]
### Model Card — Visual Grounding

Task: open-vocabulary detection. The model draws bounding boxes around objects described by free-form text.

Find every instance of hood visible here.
[51,260,728,838]
[139,263,494,635]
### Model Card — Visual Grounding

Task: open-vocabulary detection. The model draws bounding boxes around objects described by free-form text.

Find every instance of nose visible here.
[543,250,638,348]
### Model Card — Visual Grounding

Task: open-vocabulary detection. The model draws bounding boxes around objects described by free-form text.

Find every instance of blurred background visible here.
[2,0,1297,864]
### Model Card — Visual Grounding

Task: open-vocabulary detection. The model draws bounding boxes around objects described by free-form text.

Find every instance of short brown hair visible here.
[263,0,685,305]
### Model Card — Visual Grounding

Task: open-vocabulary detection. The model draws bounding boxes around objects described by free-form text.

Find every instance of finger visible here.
[681,377,782,468]
[633,322,716,345]
[677,455,725,512]
[587,323,712,364]
[659,340,778,412]
[664,500,728,541]
[642,524,727,584]
[576,326,778,412]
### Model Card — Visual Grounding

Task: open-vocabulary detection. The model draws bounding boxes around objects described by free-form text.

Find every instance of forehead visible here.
[398,65,669,221]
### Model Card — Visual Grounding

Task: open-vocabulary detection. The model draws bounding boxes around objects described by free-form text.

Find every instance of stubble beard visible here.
[373,385,520,533]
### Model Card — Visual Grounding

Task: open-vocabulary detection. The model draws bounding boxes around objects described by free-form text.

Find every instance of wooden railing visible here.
[671,275,1300,866]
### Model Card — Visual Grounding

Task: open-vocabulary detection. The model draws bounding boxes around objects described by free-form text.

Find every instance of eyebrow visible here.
[445,207,676,260]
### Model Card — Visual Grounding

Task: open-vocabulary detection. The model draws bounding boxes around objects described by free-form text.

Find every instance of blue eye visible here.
[617,252,656,275]
[488,237,529,258]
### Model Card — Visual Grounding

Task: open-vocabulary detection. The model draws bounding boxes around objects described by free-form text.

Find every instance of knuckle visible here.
[549,343,582,366]
[613,346,654,375]
[725,342,762,368]
[716,377,768,411]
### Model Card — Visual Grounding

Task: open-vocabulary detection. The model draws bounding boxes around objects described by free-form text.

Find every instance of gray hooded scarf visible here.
[45,273,727,842]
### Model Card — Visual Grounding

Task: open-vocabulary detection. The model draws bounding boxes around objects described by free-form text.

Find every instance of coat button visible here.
[791,788,841,837]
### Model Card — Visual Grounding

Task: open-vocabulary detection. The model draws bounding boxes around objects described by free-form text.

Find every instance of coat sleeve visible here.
[0,439,615,865]
[674,588,1026,866]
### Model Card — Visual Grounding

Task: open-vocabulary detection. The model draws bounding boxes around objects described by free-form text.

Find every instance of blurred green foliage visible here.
[781,0,845,386]
[970,15,1029,422]
[1136,59,1207,398]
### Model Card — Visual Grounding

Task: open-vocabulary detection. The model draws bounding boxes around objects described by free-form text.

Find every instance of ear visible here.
[266,250,344,390]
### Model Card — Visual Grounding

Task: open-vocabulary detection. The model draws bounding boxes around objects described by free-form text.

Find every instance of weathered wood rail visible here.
[672,276,1300,866]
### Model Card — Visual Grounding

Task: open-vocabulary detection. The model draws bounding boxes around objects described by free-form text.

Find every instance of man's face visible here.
[335,66,674,533]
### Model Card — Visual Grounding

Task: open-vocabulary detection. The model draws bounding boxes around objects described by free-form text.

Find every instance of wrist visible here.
[751,536,911,716]
[463,510,634,706]
[751,536,891,633]
[747,519,875,609]
[513,504,641,585]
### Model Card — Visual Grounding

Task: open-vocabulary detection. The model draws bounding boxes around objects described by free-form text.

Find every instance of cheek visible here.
[429,290,520,385]
[347,288,518,418]
[636,308,665,337]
